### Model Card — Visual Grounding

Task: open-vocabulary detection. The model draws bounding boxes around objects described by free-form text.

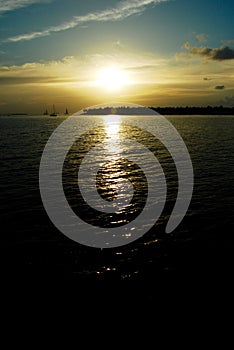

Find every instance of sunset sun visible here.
[97,66,129,91]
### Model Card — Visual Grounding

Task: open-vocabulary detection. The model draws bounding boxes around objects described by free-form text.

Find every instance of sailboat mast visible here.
[50,104,57,116]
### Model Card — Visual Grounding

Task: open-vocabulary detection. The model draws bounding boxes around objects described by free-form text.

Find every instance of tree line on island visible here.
[150,105,234,115]
[80,105,234,115]
[1,105,234,116]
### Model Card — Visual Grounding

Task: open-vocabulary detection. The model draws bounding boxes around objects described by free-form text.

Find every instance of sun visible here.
[97,66,129,91]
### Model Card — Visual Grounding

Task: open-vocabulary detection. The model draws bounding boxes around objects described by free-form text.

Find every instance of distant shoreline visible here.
[0,113,28,116]
[1,106,234,116]
[150,106,234,115]
[80,105,234,116]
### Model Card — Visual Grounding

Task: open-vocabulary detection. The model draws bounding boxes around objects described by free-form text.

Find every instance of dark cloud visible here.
[215,85,225,90]
[188,45,234,60]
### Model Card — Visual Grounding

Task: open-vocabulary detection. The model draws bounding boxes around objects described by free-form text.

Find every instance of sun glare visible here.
[97,66,129,91]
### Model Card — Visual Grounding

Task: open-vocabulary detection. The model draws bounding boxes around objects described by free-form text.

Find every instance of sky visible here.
[0,0,234,113]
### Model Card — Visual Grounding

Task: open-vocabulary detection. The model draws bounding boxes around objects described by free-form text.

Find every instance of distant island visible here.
[80,106,155,115]
[1,105,234,116]
[80,105,234,116]
[150,106,234,115]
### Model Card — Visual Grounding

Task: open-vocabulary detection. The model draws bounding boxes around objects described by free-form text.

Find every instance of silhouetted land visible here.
[81,106,155,115]
[1,106,234,116]
[81,105,234,115]
[151,106,234,115]
[0,113,28,116]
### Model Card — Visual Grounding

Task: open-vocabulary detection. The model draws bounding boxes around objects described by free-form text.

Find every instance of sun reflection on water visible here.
[103,115,122,155]
[100,114,134,210]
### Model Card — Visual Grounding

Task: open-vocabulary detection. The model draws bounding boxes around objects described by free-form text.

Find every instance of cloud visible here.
[188,45,234,61]
[126,64,162,73]
[0,0,50,14]
[183,42,190,49]
[0,56,81,78]
[0,52,165,86]
[222,39,234,45]
[174,52,191,61]
[195,33,208,43]
[215,85,225,90]
[0,76,57,84]
[6,0,169,42]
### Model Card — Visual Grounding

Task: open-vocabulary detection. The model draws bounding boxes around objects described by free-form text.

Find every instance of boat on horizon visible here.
[50,104,57,117]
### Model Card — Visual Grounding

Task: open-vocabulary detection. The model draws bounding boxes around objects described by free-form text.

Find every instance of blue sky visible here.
[0,0,233,112]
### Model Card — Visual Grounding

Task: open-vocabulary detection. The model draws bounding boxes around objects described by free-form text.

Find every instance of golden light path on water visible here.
[103,115,122,155]
[103,115,122,139]
[101,115,132,208]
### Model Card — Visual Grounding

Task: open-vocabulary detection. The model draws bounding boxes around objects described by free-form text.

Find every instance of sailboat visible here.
[43,109,48,115]
[65,108,69,115]
[50,104,57,117]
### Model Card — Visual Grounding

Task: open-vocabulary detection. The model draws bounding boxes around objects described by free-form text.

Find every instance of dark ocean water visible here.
[1,114,234,298]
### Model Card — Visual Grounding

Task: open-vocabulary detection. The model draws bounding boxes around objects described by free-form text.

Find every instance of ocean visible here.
[1,114,234,297]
